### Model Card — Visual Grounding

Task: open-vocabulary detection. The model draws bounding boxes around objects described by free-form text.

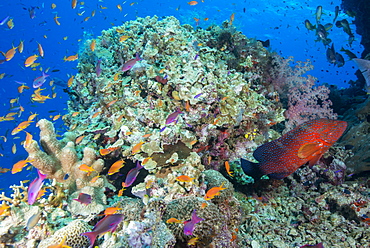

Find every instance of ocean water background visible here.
[0,0,362,193]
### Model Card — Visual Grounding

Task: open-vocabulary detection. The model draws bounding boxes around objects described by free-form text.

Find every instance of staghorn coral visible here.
[24,119,105,190]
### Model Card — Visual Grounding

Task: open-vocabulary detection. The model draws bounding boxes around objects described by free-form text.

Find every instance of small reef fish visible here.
[18,84,30,93]
[28,6,37,19]
[108,160,125,175]
[104,206,122,215]
[90,39,96,52]
[0,167,10,173]
[336,19,354,37]
[122,161,143,188]
[131,141,145,155]
[183,209,203,235]
[166,218,183,224]
[81,214,124,248]
[7,18,14,29]
[79,164,96,176]
[25,55,39,67]
[37,43,44,57]
[121,53,141,72]
[100,147,119,156]
[73,193,92,205]
[188,1,198,6]
[12,120,33,135]
[300,243,324,248]
[188,237,199,246]
[204,182,226,200]
[241,119,347,180]
[63,54,78,62]
[71,0,77,9]
[225,161,233,177]
[119,35,131,42]
[24,131,33,148]
[26,211,41,230]
[12,159,33,174]
[165,110,182,125]
[5,46,17,61]
[18,40,24,53]
[28,169,47,205]
[176,175,194,182]
[48,236,71,248]
[353,58,370,93]
[96,59,102,77]
[315,6,322,23]
[0,204,10,216]
[33,72,50,88]
[304,19,316,31]
[54,14,61,25]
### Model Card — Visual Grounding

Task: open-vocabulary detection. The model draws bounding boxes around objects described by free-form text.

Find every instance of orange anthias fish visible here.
[176,175,194,183]
[5,46,17,61]
[241,119,347,180]
[63,54,78,62]
[100,147,119,156]
[25,55,39,67]
[204,182,226,200]
[11,120,33,135]
[79,164,96,176]
[12,159,33,174]
[108,160,125,175]
[166,217,183,224]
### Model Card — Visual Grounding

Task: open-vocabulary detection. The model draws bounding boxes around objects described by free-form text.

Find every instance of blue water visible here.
[0,0,362,193]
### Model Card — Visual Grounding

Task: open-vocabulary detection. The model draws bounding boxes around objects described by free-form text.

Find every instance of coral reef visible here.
[64,15,285,174]
[1,15,367,248]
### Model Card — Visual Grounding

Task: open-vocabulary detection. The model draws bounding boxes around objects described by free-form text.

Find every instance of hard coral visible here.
[24,119,104,190]
[38,220,90,248]
[65,15,285,173]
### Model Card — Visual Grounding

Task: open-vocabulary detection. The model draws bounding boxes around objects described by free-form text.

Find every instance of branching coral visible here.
[24,119,104,190]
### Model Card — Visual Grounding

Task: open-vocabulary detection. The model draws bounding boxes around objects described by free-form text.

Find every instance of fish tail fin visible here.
[81,231,97,248]
[135,53,142,61]
[37,169,47,181]
[240,158,263,180]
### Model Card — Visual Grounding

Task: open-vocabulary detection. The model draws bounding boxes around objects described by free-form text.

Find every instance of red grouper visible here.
[81,214,124,248]
[241,118,347,180]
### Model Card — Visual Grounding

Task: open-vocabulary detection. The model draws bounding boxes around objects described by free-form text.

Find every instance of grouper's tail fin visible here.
[240,158,263,180]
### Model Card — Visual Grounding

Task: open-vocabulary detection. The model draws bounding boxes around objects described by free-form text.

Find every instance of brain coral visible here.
[37,220,90,248]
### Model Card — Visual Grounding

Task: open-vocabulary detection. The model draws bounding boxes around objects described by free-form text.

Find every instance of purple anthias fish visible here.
[81,214,124,248]
[121,53,141,72]
[96,59,102,77]
[122,161,143,187]
[28,169,47,205]
[73,193,92,205]
[0,16,10,25]
[165,110,183,125]
[300,243,324,248]
[183,209,203,235]
[33,72,49,88]
[28,6,37,19]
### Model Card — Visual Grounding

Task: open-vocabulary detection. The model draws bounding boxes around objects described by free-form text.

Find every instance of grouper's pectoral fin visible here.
[297,142,322,159]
